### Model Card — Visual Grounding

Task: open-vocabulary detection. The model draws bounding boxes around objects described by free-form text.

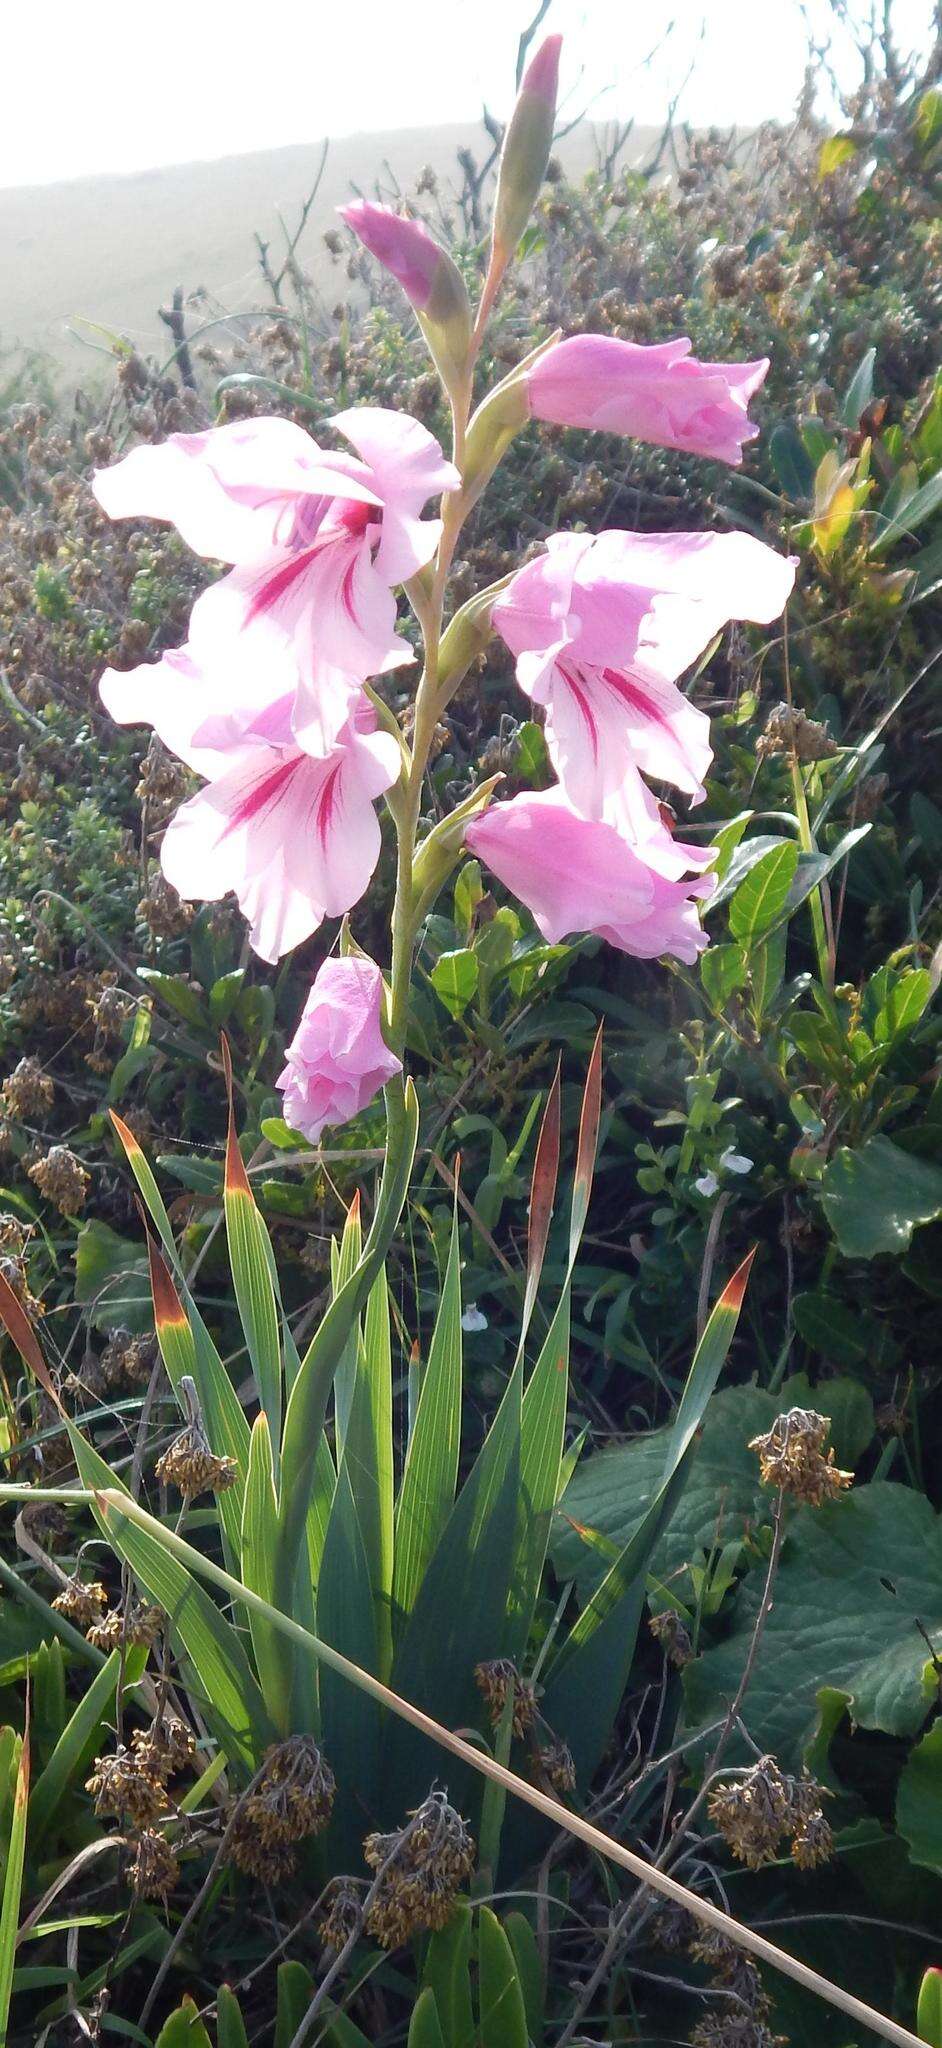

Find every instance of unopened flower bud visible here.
[341,201,472,397]
[492,37,563,265]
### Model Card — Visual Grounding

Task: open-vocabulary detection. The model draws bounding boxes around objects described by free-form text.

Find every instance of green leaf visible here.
[841,346,877,429]
[147,1241,248,1569]
[209,969,246,1026]
[216,1986,251,2048]
[821,1134,942,1257]
[408,1989,447,2048]
[478,1907,529,2048]
[870,469,942,555]
[137,970,206,1029]
[915,87,942,150]
[503,1914,544,2046]
[387,1364,521,1811]
[75,1221,150,1335]
[818,132,858,176]
[393,1198,463,1624]
[0,1732,28,2046]
[318,1461,381,1856]
[728,842,800,943]
[431,948,479,1019]
[343,1270,395,1678]
[506,1288,570,1660]
[551,1374,874,1606]
[749,928,787,1022]
[769,422,815,501]
[421,1902,475,2048]
[541,1257,752,1782]
[155,1999,213,2048]
[29,1648,144,1848]
[700,942,747,1012]
[686,1481,942,1764]
[223,1096,282,1448]
[897,1720,942,1877]
[241,1415,292,1736]
[919,1968,942,2048]
[515,720,549,783]
[454,859,484,937]
[274,1963,315,2048]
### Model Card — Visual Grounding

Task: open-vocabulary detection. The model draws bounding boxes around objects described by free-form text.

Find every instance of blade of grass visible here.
[0,1723,28,2047]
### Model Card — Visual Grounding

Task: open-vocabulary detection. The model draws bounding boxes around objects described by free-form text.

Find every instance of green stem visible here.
[789,754,839,1019]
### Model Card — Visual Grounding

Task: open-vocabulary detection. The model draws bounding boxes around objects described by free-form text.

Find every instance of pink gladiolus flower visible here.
[94,410,459,753]
[155,692,400,964]
[466,790,714,964]
[525,336,769,466]
[492,529,796,820]
[277,955,402,1142]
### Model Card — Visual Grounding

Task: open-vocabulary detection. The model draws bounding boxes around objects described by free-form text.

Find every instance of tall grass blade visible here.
[393,1189,463,1624]
[0,1724,28,2048]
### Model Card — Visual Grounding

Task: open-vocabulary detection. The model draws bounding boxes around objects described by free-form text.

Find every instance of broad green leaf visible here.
[686,1482,942,1763]
[551,1374,874,1604]
[749,927,787,1022]
[915,87,942,149]
[75,1221,150,1335]
[241,1415,293,1736]
[454,859,484,938]
[700,942,747,1012]
[919,1968,942,2048]
[387,1365,522,1813]
[506,1287,570,1660]
[818,132,858,176]
[421,1906,475,2048]
[540,1256,753,1782]
[0,1731,27,2046]
[408,1989,447,2048]
[216,1986,250,2048]
[821,1134,942,1257]
[209,969,246,1026]
[318,1462,381,1857]
[275,1962,315,2048]
[223,1056,282,1447]
[728,841,800,944]
[29,1648,145,1848]
[503,1913,545,2047]
[478,1907,528,2048]
[841,346,877,428]
[343,1269,395,1677]
[870,469,942,554]
[155,2000,213,2048]
[136,969,206,1029]
[897,1720,942,1877]
[393,1198,463,1623]
[431,948,479,1018]
[331,1195,363,1458]
[275,1080,418,1616]
[769,422,815,501]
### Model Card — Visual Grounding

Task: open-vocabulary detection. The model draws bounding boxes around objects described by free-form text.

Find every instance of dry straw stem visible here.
[1,1481,919,2048]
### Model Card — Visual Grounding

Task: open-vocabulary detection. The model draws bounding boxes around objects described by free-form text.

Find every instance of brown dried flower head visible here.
[132,1715,196,1783]
[86,1746,168,1827]
[319,1878,363,1953]
[364,1790,475,1948]
[533,1739,577,1796]
[474,1657,538,1737]
[86,1600,164,1652]
[126,1827,180,1901]
[649,1607,694,1667]
[27,1145,90,1216]
[156,1420,238,1499]
[101,1328,159,1389]
[756,702,839,763]
[52,1574,108,1630]
[708,1757,794,1870]
[0,1056,54,1120]
[228,1737,335,1875]
[749,1407,852,1506]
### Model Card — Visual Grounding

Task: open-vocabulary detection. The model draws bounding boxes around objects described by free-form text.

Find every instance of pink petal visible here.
[278,954,401,1141]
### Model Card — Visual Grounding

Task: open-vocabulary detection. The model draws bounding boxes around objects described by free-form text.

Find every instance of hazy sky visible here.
[2,0,937,188]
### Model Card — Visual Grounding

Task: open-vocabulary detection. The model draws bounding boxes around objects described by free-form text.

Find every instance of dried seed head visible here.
[533,1739,577,1796]
[126,1828,179,1901]
[155,1421,238,1499]
[86,1746,168,1827]
[132,1715,196,1782]
[1,1056,54,1119]
[52,1574,109,1629]
[228,1737,335,1874]
[688,1928,769,2013]
[27,1145,90,1216]
[318,1878,363,1953]
[755,702,838,763]
[708,1758,794,1869]
[364,1790,475,1948]
[791,1807,834,1869]
[474,1657,538,1737]
[101,1327,159,1388]
[650,1901,698,1953]
[690,2012,786,2048]
[649,1608,694,1667]
[86,1600,163,1651]
[749,1408,852,1505]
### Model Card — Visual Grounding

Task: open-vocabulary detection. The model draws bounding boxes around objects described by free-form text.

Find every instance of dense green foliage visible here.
[0,32,939,2048]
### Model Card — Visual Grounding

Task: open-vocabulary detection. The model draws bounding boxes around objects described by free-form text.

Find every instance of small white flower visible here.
[720,1147,754,1175]
[461,1303,488,1333]
[694,1172,719,1198]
